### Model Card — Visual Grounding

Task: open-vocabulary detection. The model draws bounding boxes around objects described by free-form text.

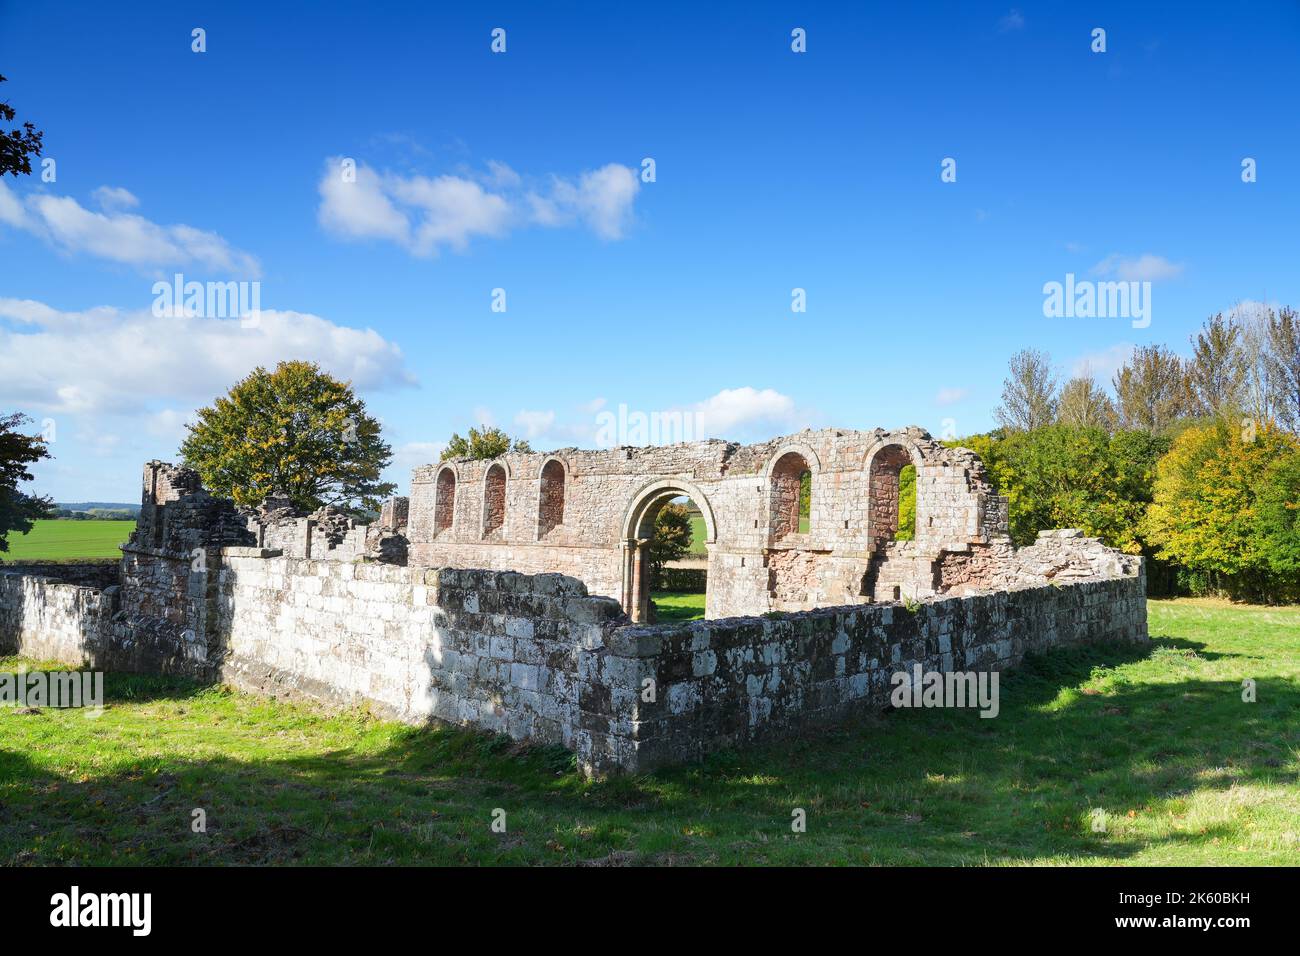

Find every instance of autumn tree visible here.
[441,425,532,461]
[1057,377,1117,431]
[0,413,53,553]
[1187,313,1249,420]
[995,349,1058,431]
[1264,306,1300,433]
[1142,420,1300,601]
[180,361,394,514]
[1112,344,1191,432]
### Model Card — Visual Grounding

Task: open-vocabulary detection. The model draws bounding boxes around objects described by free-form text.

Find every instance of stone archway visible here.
[619,479,717,623]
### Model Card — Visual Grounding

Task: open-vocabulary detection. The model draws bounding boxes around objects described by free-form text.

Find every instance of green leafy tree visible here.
[896,464,916,541]
[179,361,394,513]
[1,75,44,178]
[954,426,1167,553]
[0,413,53,553]
[441,425,532,461]
[649,502,693,587]
[1142,420,1300,600]
[1256,452,1300,580]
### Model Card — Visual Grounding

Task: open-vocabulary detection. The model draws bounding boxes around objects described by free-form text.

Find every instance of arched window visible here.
[769,451,812,540]
[869,445,914,549]
[538,459,565,538]
[434,467,456,536]
[482,464,507,539]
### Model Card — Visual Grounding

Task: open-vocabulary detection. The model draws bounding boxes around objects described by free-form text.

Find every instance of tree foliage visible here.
[649,502,693,586]
[0,75,44,178]
[179,361,394,514]
[1057,376,1117,431]
[441,426,532,461]
[995,348,1058,431]
[1112,344,1190,433]
[0,412,53,553]
[1142,420,1300,601]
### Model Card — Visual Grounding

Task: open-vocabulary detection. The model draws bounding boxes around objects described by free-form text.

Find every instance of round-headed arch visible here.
[620,478,718,543]
[762,441,822,481]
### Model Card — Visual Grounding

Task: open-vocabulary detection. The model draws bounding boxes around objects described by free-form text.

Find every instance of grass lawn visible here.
[1,598,1297,865]
[651,591,706,623]
[1,519,135,561]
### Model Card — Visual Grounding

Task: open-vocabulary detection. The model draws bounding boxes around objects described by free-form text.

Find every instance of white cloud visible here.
[92,186,139,211]
[391,441,447,474]
[317,157,640,256]
[1092,253,1184,282]
[0,180,259,276]
[999,9,1025,31]
[691,387,801,437]
[0,297,414,416]
[935,387,968,406]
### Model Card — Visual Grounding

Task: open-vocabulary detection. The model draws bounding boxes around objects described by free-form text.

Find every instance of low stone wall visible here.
[0,570,116,663]
[214,553,623,763]
[0,538,1149,775]
[584,569,1148,772]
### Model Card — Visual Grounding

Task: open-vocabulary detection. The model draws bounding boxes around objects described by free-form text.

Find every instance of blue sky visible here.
[2,1,1298,502]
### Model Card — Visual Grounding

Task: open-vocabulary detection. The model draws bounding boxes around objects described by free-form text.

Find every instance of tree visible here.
[648,502,692,587]
[1113,344,1191,432]
[0,413,53,553]
[1142,420,1300,601]
[995,349,1058,431]
[179,361,395,513]
[1264,306,1300,433]
[1057,377,1117,431]
[1,75,44,178]
[1187,313,1249,420]
[441,425,532,461]
[953,426,1168,554]
[1255,452,1300,582]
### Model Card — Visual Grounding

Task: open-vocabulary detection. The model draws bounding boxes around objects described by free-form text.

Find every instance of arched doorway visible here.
[620,480,717,623]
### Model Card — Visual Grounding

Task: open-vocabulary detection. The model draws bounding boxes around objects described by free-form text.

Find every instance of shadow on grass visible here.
[2,638,1295,865]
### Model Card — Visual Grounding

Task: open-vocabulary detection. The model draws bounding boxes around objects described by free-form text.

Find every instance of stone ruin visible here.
[0,428,1148,774]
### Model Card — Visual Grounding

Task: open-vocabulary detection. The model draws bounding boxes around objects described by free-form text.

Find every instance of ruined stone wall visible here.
[582,569,1149,773]
[407,428,1011,619]
[213,556,623,762]
[0,570,116,663]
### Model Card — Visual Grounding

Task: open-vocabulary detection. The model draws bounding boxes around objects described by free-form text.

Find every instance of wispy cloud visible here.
[317,157,641,256]
[999,9,1025,32]
[935,387,968,406]
[0,181,259,276]
[1092,253,1184,282]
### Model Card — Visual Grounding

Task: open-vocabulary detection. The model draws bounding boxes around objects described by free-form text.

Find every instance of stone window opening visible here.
[537,459,565,538]
[482,464,507,540]
[769,451,812,541]
[434,467,456,537]
[868,445,916,550]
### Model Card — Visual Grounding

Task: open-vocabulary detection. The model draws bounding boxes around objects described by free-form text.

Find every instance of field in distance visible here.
[1,519,136,561]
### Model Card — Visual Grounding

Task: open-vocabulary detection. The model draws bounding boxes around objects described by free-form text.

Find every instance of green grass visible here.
[688,517,707,555]
[2,519,135,561]
[651,591,706,623]
[2,598,1297,865]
